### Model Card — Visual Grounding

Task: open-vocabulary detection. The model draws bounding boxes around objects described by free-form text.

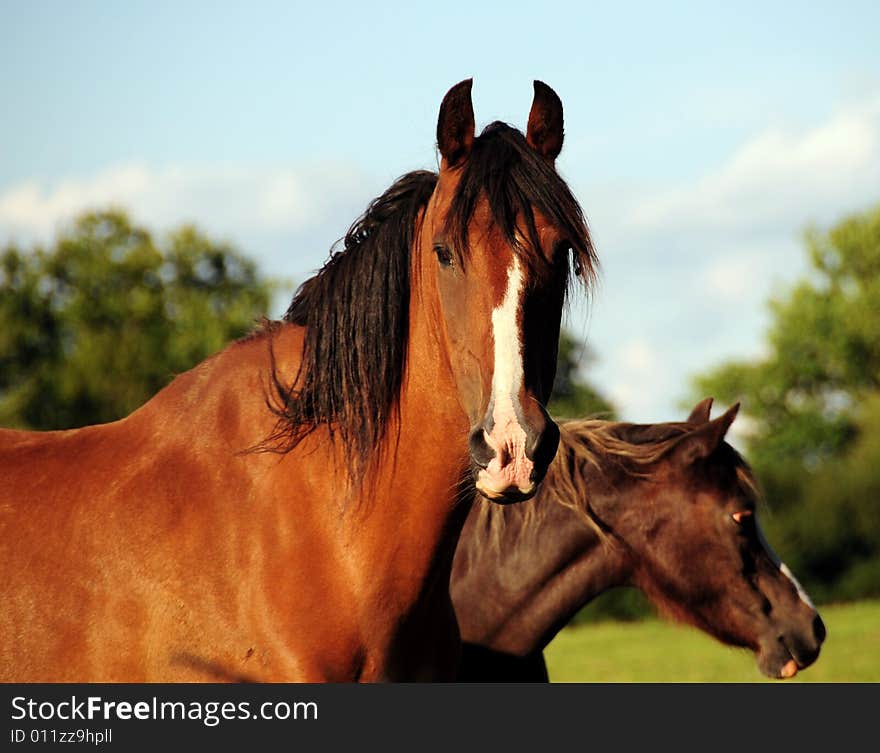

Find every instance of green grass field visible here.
[545,599,880,682]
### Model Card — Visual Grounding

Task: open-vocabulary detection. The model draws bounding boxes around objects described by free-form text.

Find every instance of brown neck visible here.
[451,483,632,657]
[345,274,475,673]
[259,262,475,677]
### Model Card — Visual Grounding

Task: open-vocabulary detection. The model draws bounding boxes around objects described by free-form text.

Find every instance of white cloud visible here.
[619,339,659,373]
[0,160,370,250]
[0,159,378,318]
[630,96,880,237]
[602,338,677,421]
[698,253,761,301]
[576,94,880,424]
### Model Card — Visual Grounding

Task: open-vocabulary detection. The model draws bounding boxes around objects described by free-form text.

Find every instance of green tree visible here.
[689,203,880,602]
[693,204,880,472]
[0,209,275,430]
[549,330,617,420]
[791,395,880,602]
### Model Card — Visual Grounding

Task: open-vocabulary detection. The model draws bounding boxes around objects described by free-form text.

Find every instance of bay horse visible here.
[0,80,597,681]
[451,399,826,681]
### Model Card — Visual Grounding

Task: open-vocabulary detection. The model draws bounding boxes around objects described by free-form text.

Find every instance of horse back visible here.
[0,336,283,681]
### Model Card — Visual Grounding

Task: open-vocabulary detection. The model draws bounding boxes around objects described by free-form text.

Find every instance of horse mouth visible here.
[758,647,799,680]
[475,481,537,504]
[759,636,819,680]
[472,463,539,504]
[779,659,799,679]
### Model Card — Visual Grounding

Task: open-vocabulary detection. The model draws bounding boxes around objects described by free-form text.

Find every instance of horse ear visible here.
[526,80,564,161]
[673,403,740,465]
[437,78,475,168]
[687,397,714,424]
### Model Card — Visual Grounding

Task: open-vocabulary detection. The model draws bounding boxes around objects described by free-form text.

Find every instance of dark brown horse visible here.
[0,80,596,681]
[452,399,826,681]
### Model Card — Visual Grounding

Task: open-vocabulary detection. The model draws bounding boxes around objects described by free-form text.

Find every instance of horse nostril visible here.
[813,614,827,644]
[527,420,560,478]
[468,426,496,470]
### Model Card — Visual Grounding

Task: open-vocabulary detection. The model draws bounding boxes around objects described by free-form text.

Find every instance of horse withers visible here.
[0,80,596,681]
[452,399,826,680]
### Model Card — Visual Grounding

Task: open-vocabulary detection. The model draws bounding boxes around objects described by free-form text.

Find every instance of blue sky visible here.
[2,1,879,426]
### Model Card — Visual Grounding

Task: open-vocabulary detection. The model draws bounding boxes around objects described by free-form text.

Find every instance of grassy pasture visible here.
[545,599,880,682]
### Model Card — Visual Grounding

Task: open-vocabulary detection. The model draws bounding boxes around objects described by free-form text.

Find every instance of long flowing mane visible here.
[263,123,596,482]
[262,170,437,478]
[548,418,760,504]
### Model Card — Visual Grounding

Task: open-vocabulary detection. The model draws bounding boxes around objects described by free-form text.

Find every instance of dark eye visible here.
[554,239,573,257]
[731,510,754,525]
[554,240,575,271]
[434,243,454,268]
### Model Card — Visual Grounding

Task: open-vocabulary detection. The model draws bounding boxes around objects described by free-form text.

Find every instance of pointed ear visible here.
[673,403,740,465]
[437,78,475,168]
[526,80,564,161]
[687,397,714,424]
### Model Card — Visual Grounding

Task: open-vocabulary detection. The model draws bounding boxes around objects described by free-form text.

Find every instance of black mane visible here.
[263,170,436,480]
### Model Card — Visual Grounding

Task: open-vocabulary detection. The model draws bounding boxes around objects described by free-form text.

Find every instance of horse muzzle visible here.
[468,409,560,504]
[757,612,826,679]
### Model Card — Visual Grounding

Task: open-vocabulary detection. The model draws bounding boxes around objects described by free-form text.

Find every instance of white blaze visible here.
[758,520,816,609]
[780,562,816,609]
[489,256,526,441]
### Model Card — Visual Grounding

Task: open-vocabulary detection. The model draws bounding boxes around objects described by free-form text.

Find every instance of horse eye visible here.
[554,240,573,262]
[731,510,753,524]
[434,243,454,268]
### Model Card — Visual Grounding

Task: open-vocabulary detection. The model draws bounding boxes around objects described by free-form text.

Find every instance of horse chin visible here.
[473,468,538,505]
[756,638,802,680]
[475,484,537,505]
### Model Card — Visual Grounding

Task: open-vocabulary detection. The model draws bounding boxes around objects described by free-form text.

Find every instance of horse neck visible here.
[451,461,632,657]
[315,272,475,639]
[398,299,475,530]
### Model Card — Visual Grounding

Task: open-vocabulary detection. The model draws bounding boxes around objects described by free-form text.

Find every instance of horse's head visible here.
[418,79,595,504]
[596,400,825,679]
